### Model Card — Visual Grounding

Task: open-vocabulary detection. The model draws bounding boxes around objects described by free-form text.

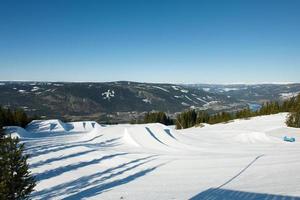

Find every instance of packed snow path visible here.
[7,113,300,199]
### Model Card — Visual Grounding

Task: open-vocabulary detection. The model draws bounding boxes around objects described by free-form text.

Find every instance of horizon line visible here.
[0,80,298,85]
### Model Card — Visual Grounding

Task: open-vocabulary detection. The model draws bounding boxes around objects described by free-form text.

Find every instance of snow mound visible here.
[67,121,102,132]
[123,128,140,147]
[4,126,30,138]
[26,119,68,133]
[234,131,280,143]
[24,120,104,135]
[123,123,195,152]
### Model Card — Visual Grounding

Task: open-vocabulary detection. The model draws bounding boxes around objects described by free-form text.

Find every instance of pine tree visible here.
[0,132,36,200]
[196,111,210,124]
[14,109,29,128]
[143,112,173,125]
[176,110,197,129]
[286,94,300,128]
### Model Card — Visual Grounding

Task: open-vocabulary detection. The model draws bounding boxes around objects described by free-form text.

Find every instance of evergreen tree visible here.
[236,108,252,119]
[143,112,173,125]
[0,108,36,200]
[0,106,31,128]
[286,94,300,128]
[0,133,36,200]
[14,109,29,128]
[196,111,210,124]
[176,110,197,129]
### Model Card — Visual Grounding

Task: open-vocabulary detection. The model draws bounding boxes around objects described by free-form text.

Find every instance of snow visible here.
[31,86,40,92]
[185,95,193,102]
[203,100,219,107]
[280,92,300,99]
[102,90,115,100]
[185,95,198,105]
[171,85,180,90]
[26,119,69,133]
[142,98,151,104]
[53,83,64,86]
[6,113,300,199]
[223,88,240,92]
[152,86,169,93]
[181,102,190,106]
[206,95,213,99]
[181,89,189,93]
[4,126,30,138]
[18,89,26,93]
[202,88,210,92]
[196,97,209,104]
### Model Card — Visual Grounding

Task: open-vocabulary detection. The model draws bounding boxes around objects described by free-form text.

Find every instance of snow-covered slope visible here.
[7,113,300,199]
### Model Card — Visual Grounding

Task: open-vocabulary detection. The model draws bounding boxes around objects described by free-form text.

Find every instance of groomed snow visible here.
[7,113,300,199]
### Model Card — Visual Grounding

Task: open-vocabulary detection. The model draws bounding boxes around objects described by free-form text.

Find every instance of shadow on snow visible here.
[32,155,162,199]
[35,152,128,181]
[190,188,300,200]
[191,154,300,199]
[28,136,120,158]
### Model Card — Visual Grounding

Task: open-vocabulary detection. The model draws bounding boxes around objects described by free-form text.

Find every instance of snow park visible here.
[1,0,300,199]
[2,112,300,199]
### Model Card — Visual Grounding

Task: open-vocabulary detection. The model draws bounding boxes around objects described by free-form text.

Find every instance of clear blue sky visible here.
[0,0,299,83]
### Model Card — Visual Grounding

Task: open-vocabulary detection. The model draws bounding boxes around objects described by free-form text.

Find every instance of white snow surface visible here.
[31,86,40,92]
[152,86,170,93]
[142,98,151,104]
[280,92,300,100]
[102,89,115,100]
[7,113,300,199]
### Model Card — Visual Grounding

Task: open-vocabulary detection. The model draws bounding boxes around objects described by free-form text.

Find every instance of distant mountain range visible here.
[0,81,299,123]
[187,83,300,102]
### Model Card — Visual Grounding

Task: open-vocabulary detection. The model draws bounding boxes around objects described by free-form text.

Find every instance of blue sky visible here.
[0,0,299,83]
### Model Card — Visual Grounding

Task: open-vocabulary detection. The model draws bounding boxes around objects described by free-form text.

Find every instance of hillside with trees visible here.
[286,94,300,128]
[176,94,300,129]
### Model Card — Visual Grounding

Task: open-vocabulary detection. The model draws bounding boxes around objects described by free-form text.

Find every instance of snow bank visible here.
[26,119,67,133]
[25,120,103,134]
[67,121,102,132]
[4,126,30,138]
[123,123,198,152]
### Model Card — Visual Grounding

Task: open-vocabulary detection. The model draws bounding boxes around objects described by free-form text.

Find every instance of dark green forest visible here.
[0,107,33,128]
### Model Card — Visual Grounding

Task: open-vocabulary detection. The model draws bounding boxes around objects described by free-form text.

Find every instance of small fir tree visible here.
[0,131,36,200]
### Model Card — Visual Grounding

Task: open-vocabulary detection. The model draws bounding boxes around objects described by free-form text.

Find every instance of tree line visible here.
[131,111,174,125]
[176,94,300,129]
[0,107,33,128]
[136,94,300,129]
[286,94,300,128]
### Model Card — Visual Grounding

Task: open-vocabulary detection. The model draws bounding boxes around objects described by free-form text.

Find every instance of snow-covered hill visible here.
[6,113,300,199]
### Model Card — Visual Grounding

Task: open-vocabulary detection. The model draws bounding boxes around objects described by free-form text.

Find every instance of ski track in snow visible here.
[6,113,300,199]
